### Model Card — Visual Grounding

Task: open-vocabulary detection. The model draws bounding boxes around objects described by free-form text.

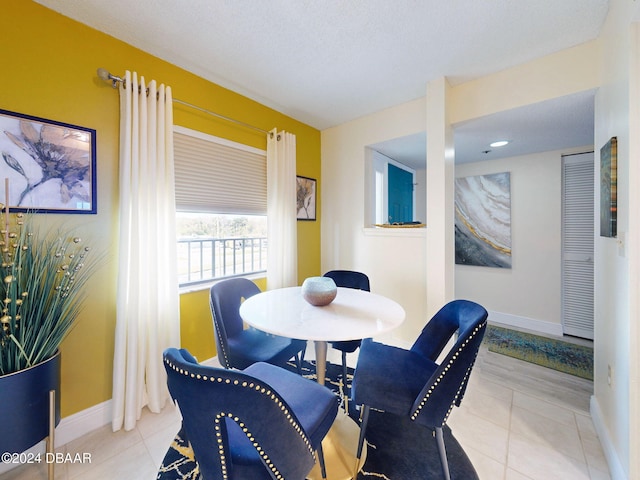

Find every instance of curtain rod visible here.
[172,99,270,136]
[97,68,271,136]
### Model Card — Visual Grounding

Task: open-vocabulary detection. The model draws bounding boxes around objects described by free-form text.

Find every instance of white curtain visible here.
[112,71,181,432]
[267,129,298,289]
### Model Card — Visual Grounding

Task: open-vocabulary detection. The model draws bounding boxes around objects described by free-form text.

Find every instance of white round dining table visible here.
[239,286,406,386]
[239,286,406,479]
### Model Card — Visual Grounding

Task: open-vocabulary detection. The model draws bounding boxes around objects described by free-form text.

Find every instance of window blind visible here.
[173,126,267,215]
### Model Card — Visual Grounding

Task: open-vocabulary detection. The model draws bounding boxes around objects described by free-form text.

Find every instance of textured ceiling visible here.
[35,0,607,163]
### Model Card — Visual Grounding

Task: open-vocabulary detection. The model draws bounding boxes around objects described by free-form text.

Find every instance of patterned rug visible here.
[484,325,594,380]
[157,360,479,479]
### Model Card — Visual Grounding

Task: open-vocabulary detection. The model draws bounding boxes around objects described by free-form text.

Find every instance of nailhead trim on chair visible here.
[215,412,287,480]
[410,320,487,425]
[164,358,315,479]
[212,313,232,369]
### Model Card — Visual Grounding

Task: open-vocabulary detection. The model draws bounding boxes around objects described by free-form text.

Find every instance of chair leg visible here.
[294,352,303,375]
[352,405,370,479]
[434,427,451,480]
[341,351,349,408]
[355,405,370,462]
[316,444,328,480]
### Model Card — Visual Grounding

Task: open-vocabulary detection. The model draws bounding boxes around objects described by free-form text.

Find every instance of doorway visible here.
[387,163,414,223]
[561,151,594,339]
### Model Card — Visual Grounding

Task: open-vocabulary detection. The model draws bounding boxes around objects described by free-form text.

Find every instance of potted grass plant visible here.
[0,211,96,455]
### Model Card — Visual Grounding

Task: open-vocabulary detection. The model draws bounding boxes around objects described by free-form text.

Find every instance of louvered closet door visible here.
[562,152,594,339]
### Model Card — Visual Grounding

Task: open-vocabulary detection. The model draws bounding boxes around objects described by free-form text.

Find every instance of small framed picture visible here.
[0,109,97,214]
[296,175,316,221]
[599,137,617,238]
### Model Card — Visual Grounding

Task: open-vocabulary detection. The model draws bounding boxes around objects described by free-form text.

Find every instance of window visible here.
[174,126,267,287]
[177,213,267,286]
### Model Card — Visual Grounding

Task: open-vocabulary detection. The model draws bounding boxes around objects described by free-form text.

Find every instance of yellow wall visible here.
[1,1,321,417]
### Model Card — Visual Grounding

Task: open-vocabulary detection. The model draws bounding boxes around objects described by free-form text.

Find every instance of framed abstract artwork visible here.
[455,172,512,268]
[296,175,316,221]
[0,109,97,214]
[599,136,617,238]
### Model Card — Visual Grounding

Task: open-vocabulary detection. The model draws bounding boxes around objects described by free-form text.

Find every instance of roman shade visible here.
[173,126,267,215]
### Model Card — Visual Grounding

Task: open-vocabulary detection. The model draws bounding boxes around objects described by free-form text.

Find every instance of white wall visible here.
[455,149,568,335]
[415,168,427,222]
[321,6,639,476]
[321,42,602,343]
[628,21,640,480]
[591,1,639,478]
[321,98,428,342]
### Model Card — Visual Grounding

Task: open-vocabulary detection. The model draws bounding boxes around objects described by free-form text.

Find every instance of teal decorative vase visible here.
[301,277,337,306]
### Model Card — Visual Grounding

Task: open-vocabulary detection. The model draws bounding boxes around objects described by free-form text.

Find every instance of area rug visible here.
[298,360,478,479]
[157,360,479,479]
[484,325,593,380]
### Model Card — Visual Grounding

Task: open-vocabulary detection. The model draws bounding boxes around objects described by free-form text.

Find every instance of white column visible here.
[425,77,455,317]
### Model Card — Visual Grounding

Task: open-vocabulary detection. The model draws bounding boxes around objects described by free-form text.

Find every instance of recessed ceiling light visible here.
[490,140,509,148]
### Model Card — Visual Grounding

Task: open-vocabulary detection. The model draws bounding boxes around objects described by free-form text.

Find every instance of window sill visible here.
[179,272,266,295]
[362,226,426,237]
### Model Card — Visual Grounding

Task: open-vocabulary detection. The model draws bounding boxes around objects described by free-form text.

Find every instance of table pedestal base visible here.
[307,411,367,480]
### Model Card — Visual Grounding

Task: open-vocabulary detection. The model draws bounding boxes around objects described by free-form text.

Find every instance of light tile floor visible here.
[449,344,609,480]
[0,344,609,480]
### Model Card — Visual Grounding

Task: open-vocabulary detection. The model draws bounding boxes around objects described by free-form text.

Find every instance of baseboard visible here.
[590,395,627,479]
[55,399,113,447]
[380,311,563,347]
[488,310,564,337]
[0,399,112,475]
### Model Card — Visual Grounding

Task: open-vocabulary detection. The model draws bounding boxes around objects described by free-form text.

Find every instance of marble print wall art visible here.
[455,172,512,268]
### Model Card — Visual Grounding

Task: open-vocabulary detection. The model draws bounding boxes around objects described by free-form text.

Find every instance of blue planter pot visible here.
[0,351,61,454]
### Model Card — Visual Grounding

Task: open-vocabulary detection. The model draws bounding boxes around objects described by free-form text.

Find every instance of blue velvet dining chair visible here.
[323,270,370,400]
[163,348,339,479]
[209,278,307,373]
[351,299,488,480]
